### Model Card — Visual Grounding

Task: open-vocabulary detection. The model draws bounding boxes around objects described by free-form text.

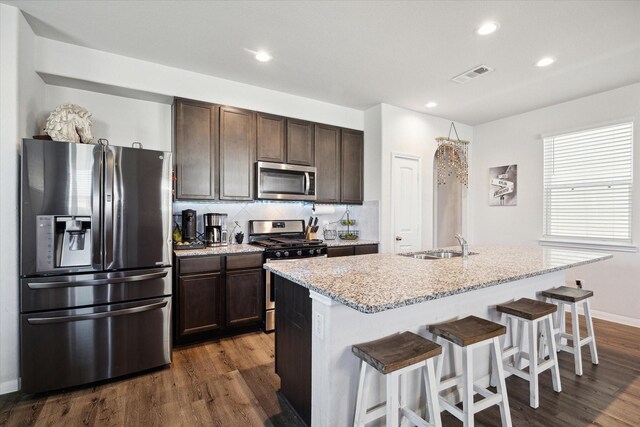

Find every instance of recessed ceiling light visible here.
[535,57,556,67]
[255,51,272,62]
[477,22,499,35]
[425,102,438,108]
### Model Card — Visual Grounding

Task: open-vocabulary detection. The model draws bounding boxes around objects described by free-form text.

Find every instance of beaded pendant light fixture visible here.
[435,122,470,186]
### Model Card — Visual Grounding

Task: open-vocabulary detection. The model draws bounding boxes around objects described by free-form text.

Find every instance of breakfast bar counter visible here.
[265,245,611,426]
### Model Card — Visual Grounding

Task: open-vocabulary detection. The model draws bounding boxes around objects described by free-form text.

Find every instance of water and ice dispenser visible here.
[36,215,92,271]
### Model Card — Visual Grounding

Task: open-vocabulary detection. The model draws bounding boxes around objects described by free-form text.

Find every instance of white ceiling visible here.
[6,0,640,125]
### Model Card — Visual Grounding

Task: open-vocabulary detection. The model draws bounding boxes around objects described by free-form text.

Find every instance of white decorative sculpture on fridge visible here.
[44,103,94,144]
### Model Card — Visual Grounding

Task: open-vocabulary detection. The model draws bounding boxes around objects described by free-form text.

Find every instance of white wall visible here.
[0,4,46,394]
[377,104,473,252]
[35,38,363,131]
[470,83,640,324]
[44,85,172,152]
[0,3,21,395]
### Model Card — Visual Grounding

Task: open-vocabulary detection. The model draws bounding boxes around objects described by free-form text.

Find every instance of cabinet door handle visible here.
[395,236,402,241]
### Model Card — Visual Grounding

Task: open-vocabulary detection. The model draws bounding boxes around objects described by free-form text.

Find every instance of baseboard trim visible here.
[566,305,640,328]
[0,378,20,395]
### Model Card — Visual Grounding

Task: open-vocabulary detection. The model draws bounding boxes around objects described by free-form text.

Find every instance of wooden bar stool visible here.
[493,298,562,408]
[352,332,442,427]
[542,286,598,376]
[429,316,512,427]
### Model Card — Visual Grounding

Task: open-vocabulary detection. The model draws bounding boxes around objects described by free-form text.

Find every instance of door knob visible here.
[395,236,402,241]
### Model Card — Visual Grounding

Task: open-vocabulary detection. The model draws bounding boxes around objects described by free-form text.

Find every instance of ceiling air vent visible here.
[451,65,494,84]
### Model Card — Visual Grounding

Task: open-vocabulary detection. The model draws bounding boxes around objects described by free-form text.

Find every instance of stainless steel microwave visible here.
[256,161,316,201]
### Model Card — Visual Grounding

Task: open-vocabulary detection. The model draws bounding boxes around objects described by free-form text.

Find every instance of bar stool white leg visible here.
[584,299,599,365]
[386,372,400,427]
[491,337,513,427]
[434,337,446,391]
[557,301,567,349]
[570,303,583,376]
[515,319,526,369]
[545,314,562,393]
[399,373,408,427]
[528,320,539,409]
[353,360,368,427]
[424,358,442,427]
[461,346,474,426]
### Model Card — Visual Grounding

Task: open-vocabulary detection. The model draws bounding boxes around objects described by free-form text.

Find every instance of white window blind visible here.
[543,122,633,243]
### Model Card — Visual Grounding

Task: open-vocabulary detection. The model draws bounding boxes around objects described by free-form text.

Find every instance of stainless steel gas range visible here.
[248,220,327,332]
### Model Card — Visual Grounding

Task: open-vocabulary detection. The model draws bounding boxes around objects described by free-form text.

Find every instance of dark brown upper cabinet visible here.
[219,106,256,200]
[173,99,218,200]
[314,124,341,203]
[340,129,364,204]
[256,112,286,163]
[286,119,314,166]
[256,115,314,166]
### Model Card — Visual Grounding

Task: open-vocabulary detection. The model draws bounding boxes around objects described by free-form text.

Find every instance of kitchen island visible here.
[265,245,611,426]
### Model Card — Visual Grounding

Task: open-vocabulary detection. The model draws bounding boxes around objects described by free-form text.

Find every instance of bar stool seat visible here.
[352,332,442,427]
[494,298,562,409]
[541,286,593,303]
[542,285,598,376]
[429,316,512,427]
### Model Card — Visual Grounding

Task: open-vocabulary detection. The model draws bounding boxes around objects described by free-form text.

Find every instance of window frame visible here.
[539,119,636,253]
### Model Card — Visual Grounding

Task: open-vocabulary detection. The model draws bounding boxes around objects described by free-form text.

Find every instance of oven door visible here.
[257,161,316,201]
[265,256,325,331]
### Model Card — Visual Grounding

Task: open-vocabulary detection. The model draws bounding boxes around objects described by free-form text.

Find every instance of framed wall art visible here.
[489,164,517,206]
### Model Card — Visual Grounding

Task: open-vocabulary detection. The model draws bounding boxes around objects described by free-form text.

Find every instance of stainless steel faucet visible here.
[454,234,469,258]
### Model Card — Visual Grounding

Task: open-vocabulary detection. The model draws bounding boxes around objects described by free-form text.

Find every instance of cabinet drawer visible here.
[179,256,222,275]
[327,246,355,258]
[354,245,378,255]
[226,253,264,270]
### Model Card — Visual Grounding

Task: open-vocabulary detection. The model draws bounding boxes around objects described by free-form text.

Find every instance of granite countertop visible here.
[263,245,612,313]
[174,244,263,257]
[324,239,379,247]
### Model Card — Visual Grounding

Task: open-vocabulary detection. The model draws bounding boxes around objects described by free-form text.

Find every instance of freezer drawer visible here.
[20,297,171,394]
[21,268,171,312]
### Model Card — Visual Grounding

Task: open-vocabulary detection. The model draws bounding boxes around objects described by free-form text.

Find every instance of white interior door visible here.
[391,154,421,253]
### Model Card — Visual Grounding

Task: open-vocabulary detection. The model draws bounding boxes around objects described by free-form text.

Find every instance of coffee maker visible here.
[204,213,228,247]
[181,209,198,242]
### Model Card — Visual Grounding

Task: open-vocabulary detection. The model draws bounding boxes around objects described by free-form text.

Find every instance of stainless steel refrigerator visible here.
[20,138,172,394]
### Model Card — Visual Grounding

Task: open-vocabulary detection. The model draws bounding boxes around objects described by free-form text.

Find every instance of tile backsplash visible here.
[172,200,379,243]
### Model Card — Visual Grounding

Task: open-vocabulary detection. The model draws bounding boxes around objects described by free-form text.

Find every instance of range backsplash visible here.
[172,200,379,244]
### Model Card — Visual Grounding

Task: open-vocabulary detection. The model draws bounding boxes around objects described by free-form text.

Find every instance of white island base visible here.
[308,271,565,427]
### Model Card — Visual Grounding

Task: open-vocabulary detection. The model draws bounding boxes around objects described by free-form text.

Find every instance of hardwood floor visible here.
[1,316,638,426]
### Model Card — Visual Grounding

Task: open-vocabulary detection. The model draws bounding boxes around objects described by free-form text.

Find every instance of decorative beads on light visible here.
[435,137,469,186]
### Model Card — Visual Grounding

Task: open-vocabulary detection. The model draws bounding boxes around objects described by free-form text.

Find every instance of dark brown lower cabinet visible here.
[226,268,262,327]
[178,272,224,336]
[327,244,378,258]
[174,253,264,344]
[275,275,312,426]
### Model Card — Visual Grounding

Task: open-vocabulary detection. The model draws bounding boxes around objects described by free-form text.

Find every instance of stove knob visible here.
[284,251,290,257]
[309,249,315,255]
[275,251,282,258]
[316,248,324,255]
[297,250,302,256]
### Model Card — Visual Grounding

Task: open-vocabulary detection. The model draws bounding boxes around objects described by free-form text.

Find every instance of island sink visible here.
[399,249,476,259]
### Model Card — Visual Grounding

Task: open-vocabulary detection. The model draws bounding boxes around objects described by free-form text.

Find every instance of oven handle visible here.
[304,172,310,195]
[27,271,168,290]
[27,301,168,325]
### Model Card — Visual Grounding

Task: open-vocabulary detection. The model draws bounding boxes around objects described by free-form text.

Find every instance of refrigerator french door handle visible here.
[27,300,168,325]
[104,147,115,269]
[27,270,168,290]
[91,146,103,270]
